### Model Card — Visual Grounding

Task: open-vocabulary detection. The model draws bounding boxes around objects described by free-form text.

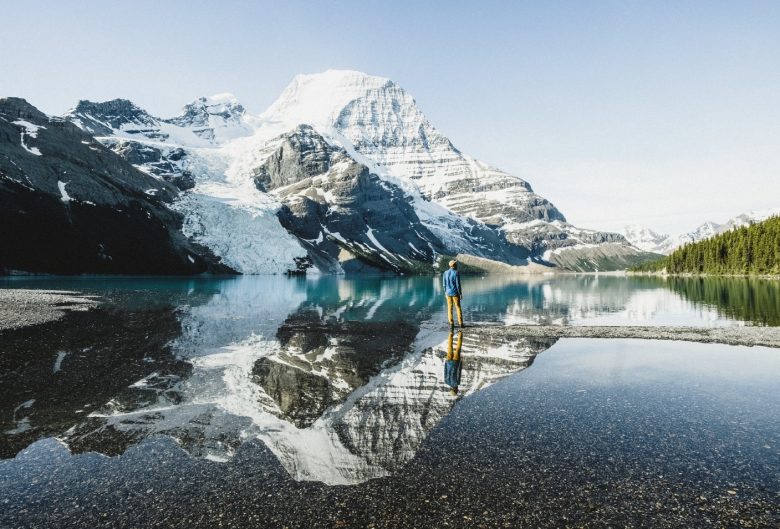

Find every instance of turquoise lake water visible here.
[2,273,779,327]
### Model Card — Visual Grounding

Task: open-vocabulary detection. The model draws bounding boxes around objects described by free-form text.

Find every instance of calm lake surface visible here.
[1,275,779,528]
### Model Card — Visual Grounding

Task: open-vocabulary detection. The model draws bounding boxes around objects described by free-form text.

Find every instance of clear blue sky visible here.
[2,0,779,234]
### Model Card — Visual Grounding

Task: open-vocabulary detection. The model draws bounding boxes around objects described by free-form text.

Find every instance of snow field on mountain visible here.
[13,119,44,155]
[78,107,311,274]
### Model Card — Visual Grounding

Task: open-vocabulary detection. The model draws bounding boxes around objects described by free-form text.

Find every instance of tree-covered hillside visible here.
[631,216,780,275]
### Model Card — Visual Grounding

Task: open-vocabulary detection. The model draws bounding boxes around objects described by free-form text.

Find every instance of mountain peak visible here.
[65,98,159,135]
[261,69,398,127]
[162,93,249,143]
[70,98,156,121]
[170,93,246,125]
[291,69,392,90]
[0,97,48,121]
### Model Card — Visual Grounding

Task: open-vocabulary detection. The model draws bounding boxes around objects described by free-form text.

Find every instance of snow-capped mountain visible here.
[261,71,631,258]
[66,98,162,138]
[719,209,780,231]
[262,70,559,220]
[624,208,780,255]
[5,69,655,274]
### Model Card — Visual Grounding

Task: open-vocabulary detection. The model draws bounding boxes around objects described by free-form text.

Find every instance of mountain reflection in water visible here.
[58,300,554,485]
[2,274,778,485]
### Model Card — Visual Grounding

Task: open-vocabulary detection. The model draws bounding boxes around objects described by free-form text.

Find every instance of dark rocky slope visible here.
[0,98,232,274]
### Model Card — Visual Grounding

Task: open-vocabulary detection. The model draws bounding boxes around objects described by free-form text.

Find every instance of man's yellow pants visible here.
[446,295,463,326]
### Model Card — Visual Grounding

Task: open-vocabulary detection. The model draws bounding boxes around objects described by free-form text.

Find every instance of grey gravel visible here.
[491,323,780,348]
[0,289,100,331]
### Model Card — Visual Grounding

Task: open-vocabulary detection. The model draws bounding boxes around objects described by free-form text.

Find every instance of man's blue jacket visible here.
[443,268,462,297]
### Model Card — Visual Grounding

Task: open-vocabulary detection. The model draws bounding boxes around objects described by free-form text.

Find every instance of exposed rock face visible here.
[258,125,529,273]
[0,97,231,274]
[252,125,337,192]
[509,220,631,254]
[442,171,566,225]
[273,156,446,273]
[103,139,194,190]
[66,99,164,138]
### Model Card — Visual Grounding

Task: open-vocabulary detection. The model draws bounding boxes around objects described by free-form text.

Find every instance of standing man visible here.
[443,259,464,328]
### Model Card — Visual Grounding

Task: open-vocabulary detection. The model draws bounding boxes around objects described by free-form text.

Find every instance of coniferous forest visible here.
[631,216,780,275]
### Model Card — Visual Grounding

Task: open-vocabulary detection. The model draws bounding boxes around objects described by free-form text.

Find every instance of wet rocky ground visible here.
[494,323,780,348]
[1,337,778,528]
[0,301,188,458]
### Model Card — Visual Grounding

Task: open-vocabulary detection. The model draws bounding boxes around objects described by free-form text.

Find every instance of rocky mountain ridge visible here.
[3,70,658,274]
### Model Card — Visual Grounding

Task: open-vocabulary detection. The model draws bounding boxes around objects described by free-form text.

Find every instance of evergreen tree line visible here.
[632,216,780,275]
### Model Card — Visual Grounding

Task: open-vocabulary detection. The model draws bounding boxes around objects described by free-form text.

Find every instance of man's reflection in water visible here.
[444,330,463,395]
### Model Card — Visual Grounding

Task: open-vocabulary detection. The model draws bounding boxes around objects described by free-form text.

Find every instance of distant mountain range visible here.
[1,70,657,274]
[624,208,780,255]
[631,215,780,276]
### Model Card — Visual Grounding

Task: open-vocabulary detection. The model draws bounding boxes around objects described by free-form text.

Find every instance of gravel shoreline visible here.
[490,324,780,348]
[0,289,101,331]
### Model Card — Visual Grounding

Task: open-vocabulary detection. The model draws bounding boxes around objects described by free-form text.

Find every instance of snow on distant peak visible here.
[204,92,241,104]
[170,93,246,125]
[721,208,780,229]
[623,224,671,253]
[167,93,251,142]
[625,208,780,255]
[261,69,394,127]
